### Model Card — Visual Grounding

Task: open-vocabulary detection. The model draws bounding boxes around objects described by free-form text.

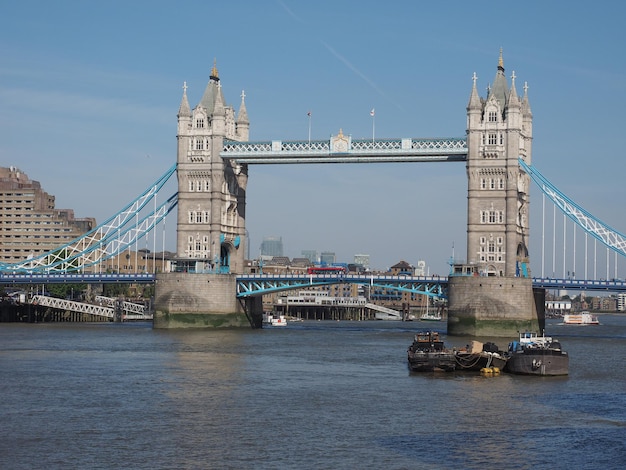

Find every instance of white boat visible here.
[420,311,442,321]
[263,313,287,327]
[562,312,599,325]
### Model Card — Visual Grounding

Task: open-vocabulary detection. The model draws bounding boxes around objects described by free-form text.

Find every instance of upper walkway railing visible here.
[221,137,468,164]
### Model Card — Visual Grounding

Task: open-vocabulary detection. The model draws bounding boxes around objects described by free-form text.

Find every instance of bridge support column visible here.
[153,273,250,328]
[447,276,542,337]
[243,296,263,329]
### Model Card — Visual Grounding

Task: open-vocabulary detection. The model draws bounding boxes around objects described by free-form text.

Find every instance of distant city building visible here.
[260,236,283,260]
[320,251,336,265]
[617,293,626,312]
[301,250,319,264]
[353,254,370,270]
[0,166,96,264]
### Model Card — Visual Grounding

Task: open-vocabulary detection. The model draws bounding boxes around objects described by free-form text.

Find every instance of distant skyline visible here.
[1,1,625,276]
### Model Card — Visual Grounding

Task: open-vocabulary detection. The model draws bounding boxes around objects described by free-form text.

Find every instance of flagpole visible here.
[307,111,312,145]
[370,108,375,143]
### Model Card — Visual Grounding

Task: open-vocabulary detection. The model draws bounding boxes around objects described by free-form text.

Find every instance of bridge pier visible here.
[153,273,250,328]
[447,276,543,337]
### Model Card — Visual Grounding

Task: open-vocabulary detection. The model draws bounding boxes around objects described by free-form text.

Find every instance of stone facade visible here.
[153,272,252,328]
[0,166,96,264]
[447,276,541,336]
[175,62,249,274]
[448,51,540,337]
[465,50,533,276]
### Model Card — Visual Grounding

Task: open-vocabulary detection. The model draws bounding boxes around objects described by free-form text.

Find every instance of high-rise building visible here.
[260,236,283,259]
[301,250,318,264]
[0,166,96,264]
[353,254,370,270]
[320,251,336,265]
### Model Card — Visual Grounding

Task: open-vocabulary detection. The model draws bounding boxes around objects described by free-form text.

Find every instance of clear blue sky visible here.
[1,0,625,277]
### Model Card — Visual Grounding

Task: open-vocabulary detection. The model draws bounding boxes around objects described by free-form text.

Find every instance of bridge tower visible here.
[154,62,257,329]
[175,61,249,274]
[448,51,541,336]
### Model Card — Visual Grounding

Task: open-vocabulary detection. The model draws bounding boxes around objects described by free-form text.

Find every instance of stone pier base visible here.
[447,276,543,337]
[153,272,254,328]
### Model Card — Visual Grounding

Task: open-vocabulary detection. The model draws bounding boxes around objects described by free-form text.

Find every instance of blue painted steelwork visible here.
[519,158,626,258]
[221,137,468,164]
[531,277,626,291]
[0,165,178,274]
[0,273,155,284]
[235,273,448,298]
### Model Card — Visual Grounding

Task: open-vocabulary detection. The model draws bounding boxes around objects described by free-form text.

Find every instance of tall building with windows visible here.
[260,236,283,259]
[301,250,318,264]
[175,61,249,273]
[320,251,336,265]
[353,254,370,270]
[466,50,532,276]
[0,166,96,264]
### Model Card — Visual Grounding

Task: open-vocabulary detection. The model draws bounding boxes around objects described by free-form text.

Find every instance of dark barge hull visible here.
[408,351,456,372]
[505,351,569,376]
[455,352,508,371]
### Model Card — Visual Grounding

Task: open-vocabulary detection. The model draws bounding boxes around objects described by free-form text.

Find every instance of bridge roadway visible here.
[2,273,625,295]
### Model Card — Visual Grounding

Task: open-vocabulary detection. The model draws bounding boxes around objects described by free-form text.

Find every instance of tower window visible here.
[488,111,497,122]
[196,118,205,128]
[488,133,497,145]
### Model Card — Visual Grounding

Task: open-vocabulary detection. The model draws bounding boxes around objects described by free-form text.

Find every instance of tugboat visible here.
[504,331,569,376]
[454,340,508,371]
[407,331,456,372]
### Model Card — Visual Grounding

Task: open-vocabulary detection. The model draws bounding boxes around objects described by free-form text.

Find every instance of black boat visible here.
[454,340,508,371]
[504,331,569,376]
[407,331,456,372]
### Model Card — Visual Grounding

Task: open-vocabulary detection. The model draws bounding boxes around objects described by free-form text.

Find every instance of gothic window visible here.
[498,178,505,190]
[189,180,195,192]
[203,211,209,223]
[204,180,211,192]
[488,211,496,224]
[481,178,487,189]
[195,139,204,150]
[490,179,495,190]
[481,211,486,224]
[498,211,504,223]
[497,237,503,245]
[481,134,485,145]
[499,133,503,145]
[195,212,202,223]
[488,133,497,145]
[480,237,486,244]
[188,211,194,223]
[488,111,497,122]
[196,118,204,128]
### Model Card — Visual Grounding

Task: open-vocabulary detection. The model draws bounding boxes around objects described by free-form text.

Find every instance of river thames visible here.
[1,316,625,469]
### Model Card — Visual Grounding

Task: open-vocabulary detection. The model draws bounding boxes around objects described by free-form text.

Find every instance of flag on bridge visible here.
[370,108,375,117]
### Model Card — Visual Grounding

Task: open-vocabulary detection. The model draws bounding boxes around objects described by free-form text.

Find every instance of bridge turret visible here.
[465,50,532,277]
[236,90,250,141]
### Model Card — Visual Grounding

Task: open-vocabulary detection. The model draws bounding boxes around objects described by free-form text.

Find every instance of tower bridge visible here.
[2,52,625,334]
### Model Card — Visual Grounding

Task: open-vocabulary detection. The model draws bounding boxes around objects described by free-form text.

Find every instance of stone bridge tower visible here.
[465,50,533,277]
[175,62,249,274]
[448,51,541,337]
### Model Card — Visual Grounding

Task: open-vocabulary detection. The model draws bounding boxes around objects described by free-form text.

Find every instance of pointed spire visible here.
[213,81,225,116]
[467,71,482,110]
[199,59,221,113]
[489,49,508,110]
[177,81,191,117]
[210,58,219,81]
[522,81,532,116]
[508,70,520,107]
[237,89,249,124]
